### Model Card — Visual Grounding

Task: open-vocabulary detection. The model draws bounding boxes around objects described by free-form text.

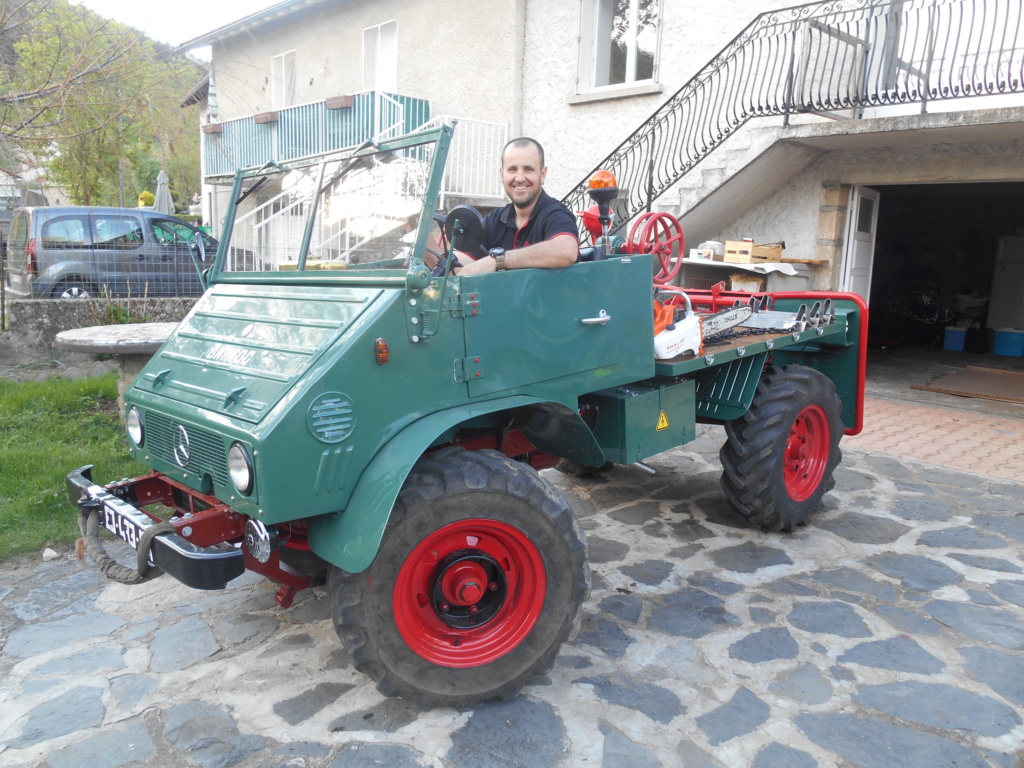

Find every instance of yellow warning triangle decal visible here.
[656,411,670,431]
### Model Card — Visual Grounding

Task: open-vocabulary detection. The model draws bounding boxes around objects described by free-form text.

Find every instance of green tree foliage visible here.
[1,0,202,206]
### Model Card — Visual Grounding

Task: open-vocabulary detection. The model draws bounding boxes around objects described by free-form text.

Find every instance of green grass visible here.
[0,373,147,561]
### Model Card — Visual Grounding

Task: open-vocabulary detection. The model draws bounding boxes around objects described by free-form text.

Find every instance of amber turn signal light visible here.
[374,337,390,365]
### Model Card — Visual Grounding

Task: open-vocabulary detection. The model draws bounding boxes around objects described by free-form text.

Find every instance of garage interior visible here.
[869,182,1024,345]
[861,181,1024,419]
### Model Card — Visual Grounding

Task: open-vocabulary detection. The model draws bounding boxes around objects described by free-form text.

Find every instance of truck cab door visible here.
[460,256,655,399]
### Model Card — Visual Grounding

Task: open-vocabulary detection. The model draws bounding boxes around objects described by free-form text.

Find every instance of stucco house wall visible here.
[208,0,521,129]
[520,0,779,196]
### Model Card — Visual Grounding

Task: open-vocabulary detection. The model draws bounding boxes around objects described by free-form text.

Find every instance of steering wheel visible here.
[623,211,685,285]
[430,206,485,277]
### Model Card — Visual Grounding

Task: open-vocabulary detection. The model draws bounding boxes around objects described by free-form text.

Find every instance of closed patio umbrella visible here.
[154,170,174,214]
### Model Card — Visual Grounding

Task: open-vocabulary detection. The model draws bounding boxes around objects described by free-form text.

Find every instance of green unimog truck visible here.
[68,124,867,707]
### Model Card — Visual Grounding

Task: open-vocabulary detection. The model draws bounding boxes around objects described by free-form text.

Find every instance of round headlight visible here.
[228,442,254,496]
[126,407,144,447]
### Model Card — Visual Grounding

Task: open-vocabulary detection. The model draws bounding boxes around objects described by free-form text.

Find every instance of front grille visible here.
[145,412,229,487]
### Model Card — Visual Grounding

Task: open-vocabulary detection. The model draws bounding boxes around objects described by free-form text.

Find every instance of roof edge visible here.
[176,0,335,51]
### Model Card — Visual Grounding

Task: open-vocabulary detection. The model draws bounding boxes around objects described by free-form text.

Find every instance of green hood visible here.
[132,283,385,424]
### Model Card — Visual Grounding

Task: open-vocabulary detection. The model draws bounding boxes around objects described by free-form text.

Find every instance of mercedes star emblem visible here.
[174,425,191,467]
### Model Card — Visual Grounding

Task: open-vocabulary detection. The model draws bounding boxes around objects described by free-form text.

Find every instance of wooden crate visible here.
[723,240,783,263]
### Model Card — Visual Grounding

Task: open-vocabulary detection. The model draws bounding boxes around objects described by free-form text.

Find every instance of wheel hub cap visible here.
[393,518,546,668]
[432,551,506,629]
[784,404,830,502]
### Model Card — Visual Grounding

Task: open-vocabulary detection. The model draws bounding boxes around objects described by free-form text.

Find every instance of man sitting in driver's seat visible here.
[454,137,579,275]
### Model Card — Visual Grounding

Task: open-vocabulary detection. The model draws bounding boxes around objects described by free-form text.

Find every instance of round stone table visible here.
[54,323,178,414]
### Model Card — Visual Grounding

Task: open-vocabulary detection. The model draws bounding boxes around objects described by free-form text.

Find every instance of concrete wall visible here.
[5,298,195,345]
[0,298,195,380]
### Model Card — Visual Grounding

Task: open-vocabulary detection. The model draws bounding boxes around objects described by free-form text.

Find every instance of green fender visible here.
[307,395,605,573]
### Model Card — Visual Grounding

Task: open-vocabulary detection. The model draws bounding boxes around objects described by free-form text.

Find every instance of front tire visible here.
[328,447,589,708]
[720,365,843,532]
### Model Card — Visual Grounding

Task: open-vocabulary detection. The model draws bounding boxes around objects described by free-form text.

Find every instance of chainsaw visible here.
[654,295,752,359]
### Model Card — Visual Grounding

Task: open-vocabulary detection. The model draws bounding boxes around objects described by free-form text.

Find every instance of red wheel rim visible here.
[393,519,546,667]
[784,404,831,502]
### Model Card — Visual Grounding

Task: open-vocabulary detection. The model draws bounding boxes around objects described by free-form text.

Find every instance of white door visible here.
[841,186,880,303]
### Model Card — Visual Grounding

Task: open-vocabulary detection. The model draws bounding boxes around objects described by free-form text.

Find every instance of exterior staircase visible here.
[561,0,1024,243]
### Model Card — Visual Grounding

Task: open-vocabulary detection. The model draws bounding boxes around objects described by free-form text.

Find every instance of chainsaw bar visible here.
[737,309,805,331]
[700,306,753,336]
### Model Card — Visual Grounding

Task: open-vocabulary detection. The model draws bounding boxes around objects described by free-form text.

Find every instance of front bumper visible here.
[66,466,244,590]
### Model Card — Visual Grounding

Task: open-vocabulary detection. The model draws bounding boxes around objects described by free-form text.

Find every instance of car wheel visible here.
[52,281,91,299]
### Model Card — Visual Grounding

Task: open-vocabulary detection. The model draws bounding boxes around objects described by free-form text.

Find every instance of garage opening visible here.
[869,181,1024,351]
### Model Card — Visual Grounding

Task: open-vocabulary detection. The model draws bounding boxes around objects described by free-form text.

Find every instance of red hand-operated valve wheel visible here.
[623,211,685,285]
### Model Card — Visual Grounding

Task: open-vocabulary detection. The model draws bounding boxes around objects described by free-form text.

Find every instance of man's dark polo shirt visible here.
[482,190,579,251]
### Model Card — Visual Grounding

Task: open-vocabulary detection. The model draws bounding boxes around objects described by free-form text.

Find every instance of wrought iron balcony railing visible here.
[562,0,1024,231]
[202,91,430,177]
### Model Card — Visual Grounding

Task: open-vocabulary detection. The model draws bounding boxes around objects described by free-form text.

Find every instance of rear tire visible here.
[328,447,589,708]
[720,365,843,532]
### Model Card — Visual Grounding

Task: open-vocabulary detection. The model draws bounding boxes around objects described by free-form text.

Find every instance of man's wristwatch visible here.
[488,247,507,271]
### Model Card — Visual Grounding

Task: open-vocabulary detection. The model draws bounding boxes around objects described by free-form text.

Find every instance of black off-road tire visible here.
[720,365,843,532]
[328,447,589,708]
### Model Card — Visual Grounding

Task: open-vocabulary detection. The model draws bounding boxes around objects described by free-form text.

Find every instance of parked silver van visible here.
[4,206,217,299]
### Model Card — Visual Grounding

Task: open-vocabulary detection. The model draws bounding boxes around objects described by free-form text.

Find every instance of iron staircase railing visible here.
[562,0,1024,232]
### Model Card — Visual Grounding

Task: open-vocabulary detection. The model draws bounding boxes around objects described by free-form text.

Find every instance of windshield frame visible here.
[206,123,453,287]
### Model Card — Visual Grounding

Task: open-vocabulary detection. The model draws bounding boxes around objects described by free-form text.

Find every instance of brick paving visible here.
[845,396,1024,481]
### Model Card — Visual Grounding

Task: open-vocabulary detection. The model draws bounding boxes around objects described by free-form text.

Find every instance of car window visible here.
[41,216,90,249]
[94,215,143,250]
[151,220,182,245]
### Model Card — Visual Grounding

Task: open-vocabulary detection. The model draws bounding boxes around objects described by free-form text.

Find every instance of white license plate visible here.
[102,505,145,551]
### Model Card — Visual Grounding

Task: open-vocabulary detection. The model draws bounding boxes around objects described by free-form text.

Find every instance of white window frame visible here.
[577,0,662,94]
[270,50,297,109]
[363,20,398,92]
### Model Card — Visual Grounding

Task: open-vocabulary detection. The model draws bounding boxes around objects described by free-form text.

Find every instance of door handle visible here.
[581,310,611,326]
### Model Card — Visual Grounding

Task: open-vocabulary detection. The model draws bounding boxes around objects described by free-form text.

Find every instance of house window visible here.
[363,20,397,92]
[270,50,297,109]
[579,0,661,91]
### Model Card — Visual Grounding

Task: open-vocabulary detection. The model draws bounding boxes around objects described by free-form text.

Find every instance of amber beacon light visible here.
[588,170,617,189]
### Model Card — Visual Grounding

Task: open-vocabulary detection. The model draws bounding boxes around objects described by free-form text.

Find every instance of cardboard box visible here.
[688,248,719,261]
[729,273,766,292]
[723,240,783,263]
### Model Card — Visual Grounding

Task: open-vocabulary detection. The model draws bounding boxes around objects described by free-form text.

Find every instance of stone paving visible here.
[845,396,1024,482]
[3,426,1024,767]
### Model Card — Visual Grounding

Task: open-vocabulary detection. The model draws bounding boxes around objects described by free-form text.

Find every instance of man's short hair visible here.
[502,137,545,168]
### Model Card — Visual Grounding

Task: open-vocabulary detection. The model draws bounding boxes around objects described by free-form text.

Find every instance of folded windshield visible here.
[221,136,439,275]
